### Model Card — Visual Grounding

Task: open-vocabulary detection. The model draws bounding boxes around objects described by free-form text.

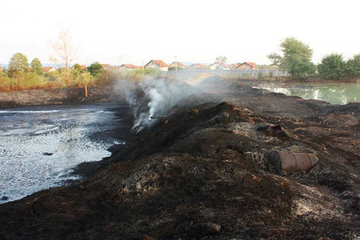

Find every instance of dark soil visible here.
[0,85,126,109]
[0,80,359,240]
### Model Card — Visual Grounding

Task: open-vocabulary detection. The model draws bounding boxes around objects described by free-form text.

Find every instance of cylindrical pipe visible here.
[268,151,319,172]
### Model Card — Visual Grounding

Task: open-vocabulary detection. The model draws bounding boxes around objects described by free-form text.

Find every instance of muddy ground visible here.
[0,86,125,109]
[0,79,359,239]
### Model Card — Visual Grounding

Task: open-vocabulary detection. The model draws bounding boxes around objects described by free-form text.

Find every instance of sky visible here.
[1,0,360,66]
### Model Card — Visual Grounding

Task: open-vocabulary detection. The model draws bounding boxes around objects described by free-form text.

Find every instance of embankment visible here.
[0,86,125,109]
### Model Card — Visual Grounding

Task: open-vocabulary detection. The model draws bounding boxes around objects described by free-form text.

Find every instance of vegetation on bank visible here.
[0,54,161,92]
[268,37,360,81]
[2,36,360,92]
[0,29,162,92]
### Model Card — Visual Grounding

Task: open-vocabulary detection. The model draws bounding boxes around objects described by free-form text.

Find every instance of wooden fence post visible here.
[84,83,88,98]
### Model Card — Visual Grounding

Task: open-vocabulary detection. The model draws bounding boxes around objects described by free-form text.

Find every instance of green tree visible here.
[215,56,228,64]
[72,63,82,77]
[346,54,360,77]
[318,53,346,80]
[8,53,29,73]
[268,37,315,78]
[31,58,43,75]
[87,62,103,76]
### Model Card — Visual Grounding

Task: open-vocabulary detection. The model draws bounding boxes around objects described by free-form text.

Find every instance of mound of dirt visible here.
[1,82,360,240]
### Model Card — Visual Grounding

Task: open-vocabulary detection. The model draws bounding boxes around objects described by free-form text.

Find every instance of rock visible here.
[1,196,9,201]
[201,222,221,235]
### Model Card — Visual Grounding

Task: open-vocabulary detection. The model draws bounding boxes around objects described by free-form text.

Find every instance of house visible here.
[230,63,239,69]
[43,67,57,73]
[120,64,142,70]
[144,60,169,71]
[101,64,113,70]
[169,62,186,70]
[209,62,230,70]
[189,63,208,69]
[236,62,257,70]
[80,65,87,71]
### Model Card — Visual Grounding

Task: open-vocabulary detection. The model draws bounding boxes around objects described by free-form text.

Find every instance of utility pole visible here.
[118,55,122,66]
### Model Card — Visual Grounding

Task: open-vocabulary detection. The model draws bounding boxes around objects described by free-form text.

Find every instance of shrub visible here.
[69,72,92,88]
[0,72,12,91]
[269,71,274,78]
[346,54,360,77]
[318,53,346,80]
[87,62,103,76]
[94,69,118,86]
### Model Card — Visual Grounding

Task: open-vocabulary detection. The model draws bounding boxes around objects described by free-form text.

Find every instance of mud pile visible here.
[1,82,360,239]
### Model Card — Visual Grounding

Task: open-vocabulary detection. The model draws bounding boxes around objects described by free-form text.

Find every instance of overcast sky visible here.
[1,0,359,66]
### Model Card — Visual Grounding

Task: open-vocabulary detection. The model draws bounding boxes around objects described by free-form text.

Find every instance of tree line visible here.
[6,52,104,77]
[268,37,360,80]
[0,51,107,92]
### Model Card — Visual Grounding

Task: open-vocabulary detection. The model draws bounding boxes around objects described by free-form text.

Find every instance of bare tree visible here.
[49,29,78,81]
[215,56,228,64]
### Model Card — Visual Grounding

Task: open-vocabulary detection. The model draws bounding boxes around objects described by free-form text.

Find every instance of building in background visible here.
[189,63,208,69]
[42,67,57,73]
[169,62,186,70]
[209,62,230,70]
[120,64,142,70]
[236,62,257,70]
[101,64,113,70]
[144,60,169,71]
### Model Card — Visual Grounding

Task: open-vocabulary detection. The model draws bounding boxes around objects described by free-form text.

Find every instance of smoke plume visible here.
[115,77,203,132]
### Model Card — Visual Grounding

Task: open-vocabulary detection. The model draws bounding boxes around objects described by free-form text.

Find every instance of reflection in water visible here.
[0,104,124,203]
[254,82,360,105]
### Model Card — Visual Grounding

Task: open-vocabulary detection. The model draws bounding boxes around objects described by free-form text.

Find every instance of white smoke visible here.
[147,88,164,119]
[115,77,202,131]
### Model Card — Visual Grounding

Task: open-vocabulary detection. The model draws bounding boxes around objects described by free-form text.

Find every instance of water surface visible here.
[251,82,360,105]
[0,104,125,203]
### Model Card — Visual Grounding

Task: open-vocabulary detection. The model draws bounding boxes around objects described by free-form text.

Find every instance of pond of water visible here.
[0,104,126,203]
[251,82,360,105]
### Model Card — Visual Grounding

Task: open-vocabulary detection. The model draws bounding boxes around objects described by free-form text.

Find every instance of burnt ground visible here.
[0,86,126,109]
[0,80,360,239]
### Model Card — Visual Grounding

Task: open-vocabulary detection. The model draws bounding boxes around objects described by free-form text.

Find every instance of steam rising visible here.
[116,77,201,131]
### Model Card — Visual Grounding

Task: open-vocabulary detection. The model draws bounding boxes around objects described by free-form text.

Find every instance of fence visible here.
[161,69,288,79]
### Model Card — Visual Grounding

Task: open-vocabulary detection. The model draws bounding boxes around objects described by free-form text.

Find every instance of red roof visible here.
[244,62,256,68]
[146,60,169,68]
[169,62,186,68]
[121,64,137,69]
[121,64,143,69]
[190,63,207,68]
[43,67,56,72]
[101,64,112,69]
[230,63,239,69]
[80,65,87,70]
[238,62,257,68]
